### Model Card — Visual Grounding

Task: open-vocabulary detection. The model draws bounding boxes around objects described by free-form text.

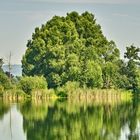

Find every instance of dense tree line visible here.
[22,11,140,91]
[0,58,11,90]
[0,58,49,96]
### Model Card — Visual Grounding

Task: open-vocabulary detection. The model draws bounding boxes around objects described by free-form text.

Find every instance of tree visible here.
[82,60,103,88]
[22,11,120,88]
[114,60,130,89]
[124,45,140,91]
[124,45,140,61]
[0,58,12,90]
[0,70,11,89]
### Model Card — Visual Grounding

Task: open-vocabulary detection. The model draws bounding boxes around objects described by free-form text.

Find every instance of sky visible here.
[0,0,140,64]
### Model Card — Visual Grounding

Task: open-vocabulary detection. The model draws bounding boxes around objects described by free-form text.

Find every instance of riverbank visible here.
[0,88,133,103]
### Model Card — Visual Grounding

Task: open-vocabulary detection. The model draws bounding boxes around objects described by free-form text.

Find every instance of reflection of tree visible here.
[0,99,10,120]
[20,99,140,140]
[0,100,12,140]
[20,101,49,121]
[128,95,139,140]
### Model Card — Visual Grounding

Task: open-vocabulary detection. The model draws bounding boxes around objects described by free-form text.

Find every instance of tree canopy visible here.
[22,11,140,91]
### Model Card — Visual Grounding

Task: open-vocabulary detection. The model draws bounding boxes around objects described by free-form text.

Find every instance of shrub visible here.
[63,81,80,93]
[55,81,80,98]
[0,70,11,89]
[56,87,67,98]
[19,76,47,95]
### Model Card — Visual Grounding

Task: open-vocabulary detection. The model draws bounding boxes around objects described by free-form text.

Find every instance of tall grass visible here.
[31,89,57,100]
[2,89,28,101]
[67,88,132,105]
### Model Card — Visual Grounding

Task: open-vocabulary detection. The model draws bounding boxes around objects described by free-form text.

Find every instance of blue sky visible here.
[0,0,140,64]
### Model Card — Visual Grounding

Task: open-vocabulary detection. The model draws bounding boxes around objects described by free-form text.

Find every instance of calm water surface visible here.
[0,97,140,140]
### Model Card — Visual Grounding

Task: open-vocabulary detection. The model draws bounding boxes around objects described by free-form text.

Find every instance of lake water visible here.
[0,97,140,140]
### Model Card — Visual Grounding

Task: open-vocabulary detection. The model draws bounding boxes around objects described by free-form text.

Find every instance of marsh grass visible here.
[1,86,132,104]
[1,89,28,101]
[66,88,132,104]
[31,89,57,99]
[1,88,57,101]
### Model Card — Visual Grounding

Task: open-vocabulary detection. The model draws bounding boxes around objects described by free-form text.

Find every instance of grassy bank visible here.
[0,88,132,104]
[67,89,132,105]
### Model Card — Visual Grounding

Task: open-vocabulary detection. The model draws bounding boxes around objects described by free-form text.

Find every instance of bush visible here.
[19,76,47,95]
[63,81,80,93]
[0,70,12,89]
[55,81,80,98]
[56,87,67,98]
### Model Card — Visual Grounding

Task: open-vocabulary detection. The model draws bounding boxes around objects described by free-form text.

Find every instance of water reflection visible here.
[0,96,140,140]
[0,101,26,140]
[0,99,10,120]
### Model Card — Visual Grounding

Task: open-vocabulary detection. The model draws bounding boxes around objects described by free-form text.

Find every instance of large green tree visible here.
[124,45,140,61]
[22,11,120,88]
[124,45,140,91]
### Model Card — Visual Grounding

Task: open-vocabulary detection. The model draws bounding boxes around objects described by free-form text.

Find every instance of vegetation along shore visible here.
[0,11,140,100]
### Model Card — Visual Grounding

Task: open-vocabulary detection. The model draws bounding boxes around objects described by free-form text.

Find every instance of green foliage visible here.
[56,87,68,98]
[22,11,140,93]
[135,70,140,93]
[20,101,50,121]
[56,81,80,97]
[0,70,11,89]
[123,45,140,92]
[124,45,140,61]
[83,60,103,88]
[0,59,18,92]
[19,76,47,95]
[22,11,120,88]
[63,81,80,92]
[113,60,129,89]
[102,62,119,88]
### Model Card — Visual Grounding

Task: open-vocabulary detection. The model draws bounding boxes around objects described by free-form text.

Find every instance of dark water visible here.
[0,98,140,140]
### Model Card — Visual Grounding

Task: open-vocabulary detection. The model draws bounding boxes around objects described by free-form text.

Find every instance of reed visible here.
[2,89,28,101]
[67,88,132,103]
[31,89,57,99]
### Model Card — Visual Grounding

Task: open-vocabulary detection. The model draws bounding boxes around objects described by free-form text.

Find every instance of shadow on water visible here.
[0,94,140,140]
[0,98,10,120]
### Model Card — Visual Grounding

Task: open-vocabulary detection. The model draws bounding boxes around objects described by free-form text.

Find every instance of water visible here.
[0,98,140,140]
